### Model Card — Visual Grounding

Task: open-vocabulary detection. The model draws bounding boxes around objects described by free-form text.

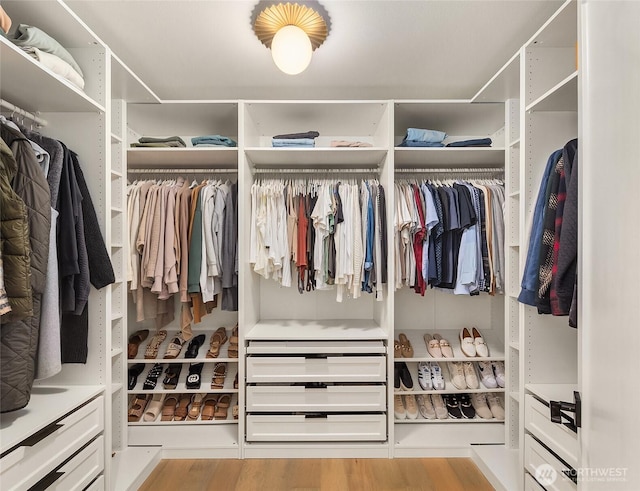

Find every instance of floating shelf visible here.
[526,71,578,112]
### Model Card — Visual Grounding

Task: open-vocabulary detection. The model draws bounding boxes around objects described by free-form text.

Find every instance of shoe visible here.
[459,394,476,419]
[416,394,436,420]
[394,395,406,420]
[470,393,494,419]
[433,333,454,358]
[487,393,505,420]
[431,394,449,419]
[492,361,506,388]
[227,324,239,358]
[404,394,419,420]
[142,363,163,390]
[443,394,463,419]
[206,327,228,358]
[477,361,498,388]
[128,394,149,422]
[463,361,479,389]
[127,363,145,390]
[174,394,192,421]
[423,333,442,358]
[398,333,414,358]
[430,362,445,390]
[459,328,476,357]
[144,330,167,359]
[417,362,432,390]
[162,364,182,389]
[394,340,401,358]
[200,394,218,421]
[188,393,204,420]
[143,393,165,422]
[184,334,206,359]
[211,362,227,389]
[398,362,414,391]
[163,332,185,359]
[447,361,467,390]
[472,327,489,357]
[233,372,238,390]
[394,363,401,390]
[185,363,204,389]
[161,395,178,421]
[127,329,149,359]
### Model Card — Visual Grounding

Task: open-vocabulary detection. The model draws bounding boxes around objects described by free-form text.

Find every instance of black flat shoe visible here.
[142,363,163,390]
[184,334,206,359]
[128,363,145,390]
[163,364,183,389]
[185,362,204,389]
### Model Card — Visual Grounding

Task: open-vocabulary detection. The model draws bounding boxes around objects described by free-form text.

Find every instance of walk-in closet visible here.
[1,1,638,490]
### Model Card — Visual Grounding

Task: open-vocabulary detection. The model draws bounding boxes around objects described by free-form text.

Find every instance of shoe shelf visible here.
[128,394,239,425]
[127,329,238,363]
[128,362,239,394]
[394,416,503,423]
[393,362,505,395]
[393,329,505,362]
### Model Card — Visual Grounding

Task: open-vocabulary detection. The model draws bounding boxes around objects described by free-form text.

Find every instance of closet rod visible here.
[0,98,47,127]
[395,167,503,174]
[127,168,238,174]
[253,168,378,174]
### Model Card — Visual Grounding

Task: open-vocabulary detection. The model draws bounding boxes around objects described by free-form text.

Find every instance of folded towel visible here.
[272,131,319,139]
[405,128,447,143]
[138,136,186,147]
[21,46,84,90]
[446,138,493,147]
[191,135,237,147]
[272,138,315,147]
[11,24,83,77]
[330,140,373,147]
[397,141,445,147]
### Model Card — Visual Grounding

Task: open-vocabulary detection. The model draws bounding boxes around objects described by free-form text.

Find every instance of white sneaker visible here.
[470,393,494,419]
[459,327,477,357]
[447,362,467,390]
[486,393,505,420]
[417,362,433,390]
[463,361,479,389]
[416,394,436,419]
[430,394,449,419]
[492,361,506,388]
[404,394,419,420]
[471,327,489,357]
[430,362,445,390]
[477,361,498,388]
[394,394,406,420]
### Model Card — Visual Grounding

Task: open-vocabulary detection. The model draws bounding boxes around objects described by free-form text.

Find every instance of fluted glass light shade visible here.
[271,25,313,75]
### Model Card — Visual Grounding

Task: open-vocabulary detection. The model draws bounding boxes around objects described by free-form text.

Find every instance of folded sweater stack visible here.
[11,24,85,90]
[397,128,447,147]
[272,130,319,148]
[191,135,237,147]
[131,136,186,148]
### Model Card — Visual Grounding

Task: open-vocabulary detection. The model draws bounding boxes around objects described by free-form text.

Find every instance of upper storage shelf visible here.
[245,147,387,168]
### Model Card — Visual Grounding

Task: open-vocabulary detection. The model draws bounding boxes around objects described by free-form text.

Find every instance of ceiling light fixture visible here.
[253,2,329,75]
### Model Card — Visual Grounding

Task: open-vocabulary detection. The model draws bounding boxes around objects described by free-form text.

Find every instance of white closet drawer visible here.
[246,356,386,383]
[34,436,104,491]
[524,435,576,491]
[0,396,104,490]
[85,475,105,491]
[246,385,386,412]
[525,395,578,470]
[247,414,386,441]
[247,340,385,355]
[525,473,547,490]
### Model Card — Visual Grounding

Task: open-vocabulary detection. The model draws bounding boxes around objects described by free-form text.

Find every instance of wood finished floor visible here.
[138,458,494,491]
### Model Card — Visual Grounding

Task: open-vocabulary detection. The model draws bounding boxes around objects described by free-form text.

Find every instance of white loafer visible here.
[433,333,454,358]
[472,327,489,357]
[423,333,443,358]
[459,327,476,357]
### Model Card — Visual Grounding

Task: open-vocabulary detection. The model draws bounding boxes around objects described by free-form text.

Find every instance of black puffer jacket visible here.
[1,123,51,413]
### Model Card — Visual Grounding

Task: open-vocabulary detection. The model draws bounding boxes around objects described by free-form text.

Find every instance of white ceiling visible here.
[66,0,563,100]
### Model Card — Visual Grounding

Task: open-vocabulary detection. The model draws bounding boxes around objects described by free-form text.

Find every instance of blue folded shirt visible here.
[446,138,492,147]
[272,138,316,147]
[397,141,445,147]
[406,128,447,143]
[191,135,237,147]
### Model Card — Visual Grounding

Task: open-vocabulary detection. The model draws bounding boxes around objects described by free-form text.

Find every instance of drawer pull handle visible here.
[31,470,64,490]
[304,383,327,389]
[550,391,581,431]
[305,414,328,419]
[21,423,64,447]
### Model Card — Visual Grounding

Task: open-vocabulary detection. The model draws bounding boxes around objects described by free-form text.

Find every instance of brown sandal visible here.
[161,395,179,421]
[174,394,192,421]
[144,330,168,359]
[187,393,204,420]
[228,325,238,358]
[211,363,227,389]
[163,332,185,359]
[214,394,231,420]
[206,327,228,358]
[200,394,218,421]
[128,394,149,422]
[128,329,149,359]
[398,333,414,358]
